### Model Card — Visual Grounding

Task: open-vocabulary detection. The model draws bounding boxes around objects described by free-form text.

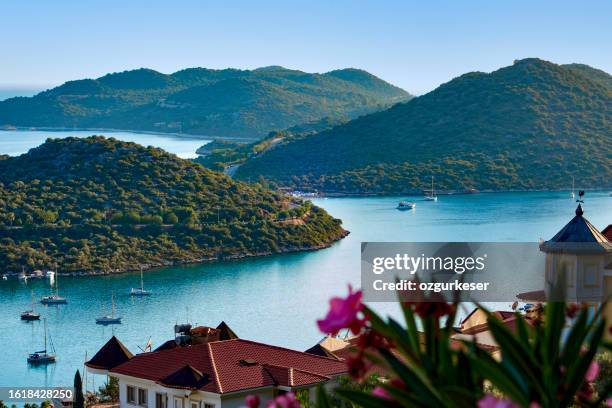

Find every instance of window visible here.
[156,393,167,408]
[127,386,136,404]
[204,404,215,408]
[138,388,148,407]
[190,402,199,408]
[174,397,184,408]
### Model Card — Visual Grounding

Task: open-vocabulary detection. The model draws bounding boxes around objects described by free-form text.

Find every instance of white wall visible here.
[116,375,221,408]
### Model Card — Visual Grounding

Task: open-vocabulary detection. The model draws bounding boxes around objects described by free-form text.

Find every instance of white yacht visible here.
[129,267,151,296]
[41,271,67,304]
[424,176,438,201]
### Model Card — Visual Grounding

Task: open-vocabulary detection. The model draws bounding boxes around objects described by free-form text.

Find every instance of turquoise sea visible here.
[0,191,610,390]
[0,129,210,158]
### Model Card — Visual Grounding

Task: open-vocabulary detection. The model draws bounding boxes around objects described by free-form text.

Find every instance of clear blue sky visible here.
[1,0,611,94]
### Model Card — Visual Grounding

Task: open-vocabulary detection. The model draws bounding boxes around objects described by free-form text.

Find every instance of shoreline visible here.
[1,230,350,279]
[0,126,259,143]
[295,188,612,198]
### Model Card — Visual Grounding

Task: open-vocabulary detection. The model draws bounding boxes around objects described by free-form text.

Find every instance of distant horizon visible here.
[1,0,611,95]
[1,57,610,99]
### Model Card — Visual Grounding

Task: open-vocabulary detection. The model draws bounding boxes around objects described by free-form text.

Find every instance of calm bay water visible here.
[0,191,610,389]
[0,129,209,158]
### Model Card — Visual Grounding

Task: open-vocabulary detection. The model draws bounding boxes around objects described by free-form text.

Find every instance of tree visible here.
[74,369,84,408]
[98,376,119,402]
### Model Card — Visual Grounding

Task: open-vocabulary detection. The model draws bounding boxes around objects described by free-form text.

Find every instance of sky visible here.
[1,0,611,95]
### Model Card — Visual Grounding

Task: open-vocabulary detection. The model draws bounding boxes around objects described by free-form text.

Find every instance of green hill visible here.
[0,66,410,140]
[235,59,612,193]
[0,136,346,274]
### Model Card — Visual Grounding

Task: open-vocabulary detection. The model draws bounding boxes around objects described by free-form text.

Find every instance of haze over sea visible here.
[0,189,610,389]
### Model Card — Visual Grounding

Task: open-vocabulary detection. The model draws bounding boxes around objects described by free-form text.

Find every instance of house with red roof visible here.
[86,322,347,408]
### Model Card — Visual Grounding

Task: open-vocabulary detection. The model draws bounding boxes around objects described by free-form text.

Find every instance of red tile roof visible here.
[110,339,346,394]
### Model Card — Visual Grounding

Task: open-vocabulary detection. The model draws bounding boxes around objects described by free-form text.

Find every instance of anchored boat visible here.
[41,270,67,304]
[96,292,122,325]
[129,267,151,296]
[424,176,438,201]
[21,291,41,321]
[396,201,416,210]
[27,318,56,365]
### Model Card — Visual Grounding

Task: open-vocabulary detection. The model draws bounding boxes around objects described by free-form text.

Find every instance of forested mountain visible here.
[0,136,346,274]
[0,66,410,140]
[235,59,612,193]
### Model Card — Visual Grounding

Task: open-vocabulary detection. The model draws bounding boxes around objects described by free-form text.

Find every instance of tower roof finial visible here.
[575,203,583,217]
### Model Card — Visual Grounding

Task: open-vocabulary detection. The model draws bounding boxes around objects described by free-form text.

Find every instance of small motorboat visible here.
[96,292,122,325]
[27,319,56,365]
[41,294,67,304]
[396,201,416,211]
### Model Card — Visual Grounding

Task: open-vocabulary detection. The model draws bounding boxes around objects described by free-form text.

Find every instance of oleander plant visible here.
[252,285,611,408]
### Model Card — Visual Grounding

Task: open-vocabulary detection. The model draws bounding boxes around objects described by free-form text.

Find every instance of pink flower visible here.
[317,285,365,335]
[478,394,520,408]
[346,353,370,380]
[372,386,391,401]
[585,361,599,382]
[266,393,300,408]
[245,395,260,408]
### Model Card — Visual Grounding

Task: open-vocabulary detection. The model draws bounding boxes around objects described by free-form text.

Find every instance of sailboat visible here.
[423,176,438,201]
[96,292,122,325]
[570,177,575,199]
[129,267,151,296]
[41,270,67,304]
[21,291,41,320]
[27,318,56,364]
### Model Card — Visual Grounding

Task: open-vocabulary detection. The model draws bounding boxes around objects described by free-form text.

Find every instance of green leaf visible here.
[315,385,332,408]
[560,319,605,406]
[378,348,448,406]
[487,316,545,395]
[467,351,529,406]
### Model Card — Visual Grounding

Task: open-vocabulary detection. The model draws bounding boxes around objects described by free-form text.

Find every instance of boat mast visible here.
[111,292,115,318]
[431,176,435,197]
[140,266,144,291]
[44,318,48,352]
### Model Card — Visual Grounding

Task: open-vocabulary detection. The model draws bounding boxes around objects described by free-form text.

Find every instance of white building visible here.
[86,323,346,408]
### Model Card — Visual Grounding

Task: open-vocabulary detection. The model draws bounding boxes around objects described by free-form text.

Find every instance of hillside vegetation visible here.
[0,66,410,140]
[235,59,612,193]
[0,137,346,274]
[194,116,348,172]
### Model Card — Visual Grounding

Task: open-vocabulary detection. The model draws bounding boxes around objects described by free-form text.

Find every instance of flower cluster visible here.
[244,392,300,408]
[317,285,365,336]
